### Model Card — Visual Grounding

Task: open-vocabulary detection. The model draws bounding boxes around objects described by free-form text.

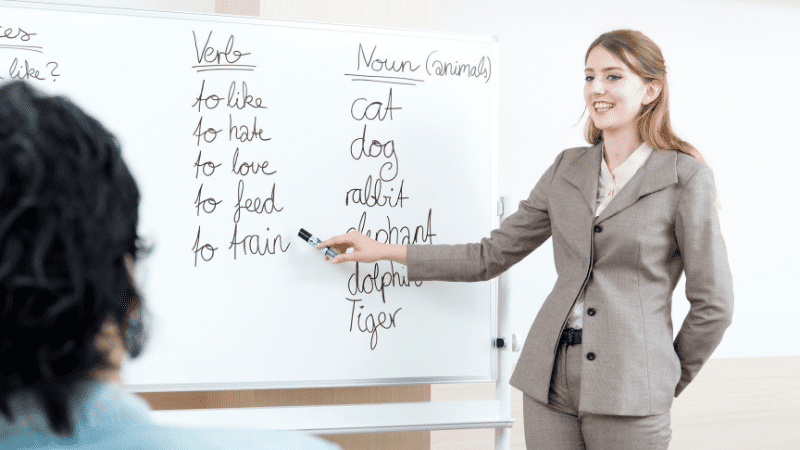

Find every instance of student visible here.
[317,29,734,450]
[0,81,339,450]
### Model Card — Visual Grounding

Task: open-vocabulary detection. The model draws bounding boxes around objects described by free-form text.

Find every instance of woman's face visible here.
[584,46,654,137]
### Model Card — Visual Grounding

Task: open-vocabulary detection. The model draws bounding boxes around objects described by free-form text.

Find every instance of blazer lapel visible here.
[595,148,678,225]
[561,143,603,215]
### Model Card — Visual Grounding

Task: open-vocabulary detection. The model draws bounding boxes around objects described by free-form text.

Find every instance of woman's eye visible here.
[608,74,621,81]
[585,75,594,82]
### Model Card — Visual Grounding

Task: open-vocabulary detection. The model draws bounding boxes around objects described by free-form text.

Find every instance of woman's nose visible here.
[592,80,605,94]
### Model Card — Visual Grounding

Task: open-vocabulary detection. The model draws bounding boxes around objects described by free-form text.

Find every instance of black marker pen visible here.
[298,228,338,259]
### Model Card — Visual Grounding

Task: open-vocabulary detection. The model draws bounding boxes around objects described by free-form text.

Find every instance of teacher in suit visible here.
[318,29,733,449]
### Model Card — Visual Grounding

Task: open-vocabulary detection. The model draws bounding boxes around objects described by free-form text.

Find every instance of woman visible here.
[0,81,338,449]
[317,29,733,449]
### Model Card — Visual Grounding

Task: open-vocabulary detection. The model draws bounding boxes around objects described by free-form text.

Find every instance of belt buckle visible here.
[562,328,575,345]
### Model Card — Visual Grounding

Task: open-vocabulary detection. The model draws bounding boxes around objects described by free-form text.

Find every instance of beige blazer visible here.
[407,143,734,416]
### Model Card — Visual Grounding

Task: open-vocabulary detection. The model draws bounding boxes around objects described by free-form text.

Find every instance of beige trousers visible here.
[523,342,672,450]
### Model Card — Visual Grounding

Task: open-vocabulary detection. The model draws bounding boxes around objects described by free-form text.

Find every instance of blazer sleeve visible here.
[673,166,734,397]
[406,150,566,283]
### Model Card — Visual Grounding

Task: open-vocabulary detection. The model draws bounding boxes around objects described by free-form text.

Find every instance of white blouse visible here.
[565,142,653,330]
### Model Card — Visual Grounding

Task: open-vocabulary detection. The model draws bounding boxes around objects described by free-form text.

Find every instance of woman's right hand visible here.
[316,231,407,265]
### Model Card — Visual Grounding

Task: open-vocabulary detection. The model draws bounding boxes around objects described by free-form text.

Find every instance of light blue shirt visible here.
[1,381,340,449]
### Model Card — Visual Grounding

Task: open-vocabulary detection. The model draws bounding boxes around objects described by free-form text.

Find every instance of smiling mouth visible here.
[594,102,614,112]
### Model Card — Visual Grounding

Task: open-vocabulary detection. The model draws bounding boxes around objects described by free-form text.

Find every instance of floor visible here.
[430,356,800,450]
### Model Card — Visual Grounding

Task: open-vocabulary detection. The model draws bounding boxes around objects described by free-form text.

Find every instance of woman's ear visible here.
[643,80,664,105]
[124,254,135,283]
[89,315,126,383]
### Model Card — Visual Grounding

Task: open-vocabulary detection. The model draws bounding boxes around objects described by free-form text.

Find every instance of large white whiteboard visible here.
[0,1,499,390]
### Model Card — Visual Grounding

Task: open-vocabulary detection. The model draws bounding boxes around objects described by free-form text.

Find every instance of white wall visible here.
[435,0,800,361]
[23,0,800,362]
[14,0,214,13]
[260,0,435,29]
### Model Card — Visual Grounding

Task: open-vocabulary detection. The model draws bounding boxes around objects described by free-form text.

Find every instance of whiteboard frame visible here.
[3,0,501,391]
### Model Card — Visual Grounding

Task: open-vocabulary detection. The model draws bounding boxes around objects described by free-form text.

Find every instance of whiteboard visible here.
[0,1,499,391]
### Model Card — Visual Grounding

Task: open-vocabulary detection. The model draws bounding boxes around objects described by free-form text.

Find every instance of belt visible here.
[559,328,582,346]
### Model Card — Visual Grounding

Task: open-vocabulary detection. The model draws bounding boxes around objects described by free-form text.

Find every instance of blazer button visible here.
[593,225,602,233]
[587,308,596,316]
[587,352,596,361]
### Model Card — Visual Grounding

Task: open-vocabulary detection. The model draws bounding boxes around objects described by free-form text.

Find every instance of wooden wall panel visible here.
[138,385,430,449]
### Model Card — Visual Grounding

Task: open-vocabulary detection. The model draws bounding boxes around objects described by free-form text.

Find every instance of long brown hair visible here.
[584,30,706,164]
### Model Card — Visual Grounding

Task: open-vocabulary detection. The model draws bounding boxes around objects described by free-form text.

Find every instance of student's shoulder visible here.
[64,425,341,450]
[145,426,342,450]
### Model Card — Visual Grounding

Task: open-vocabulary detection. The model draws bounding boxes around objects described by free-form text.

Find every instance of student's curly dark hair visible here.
[0,81,146,436]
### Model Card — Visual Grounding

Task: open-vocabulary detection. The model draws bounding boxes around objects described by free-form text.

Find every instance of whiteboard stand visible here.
[149,30,511,442]
[495,196,514,449]
[0,2,512,447]
[151,31,512,443]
